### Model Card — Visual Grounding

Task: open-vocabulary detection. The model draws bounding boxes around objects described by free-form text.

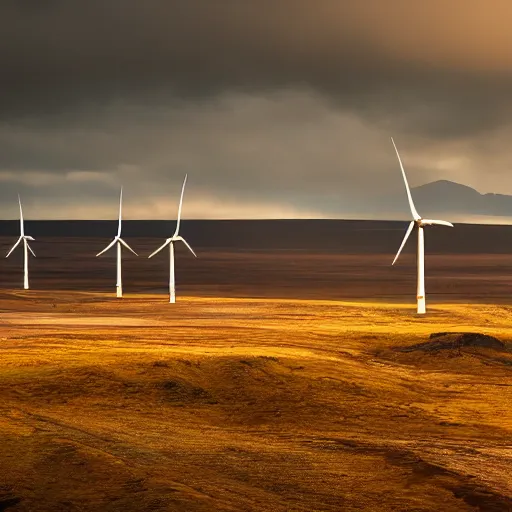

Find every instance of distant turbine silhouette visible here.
[391,138,453,314]
[148,175,197,303]
[6,195,36,290]
[96,187,138,297]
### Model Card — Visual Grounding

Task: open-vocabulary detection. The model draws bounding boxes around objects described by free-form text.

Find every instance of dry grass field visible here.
[1,232,512,511]
[1,289,512,511]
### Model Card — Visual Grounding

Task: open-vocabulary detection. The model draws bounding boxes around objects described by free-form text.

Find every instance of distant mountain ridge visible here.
[410,180,512,217]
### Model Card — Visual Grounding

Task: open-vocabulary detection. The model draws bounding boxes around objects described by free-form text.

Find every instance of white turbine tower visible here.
[391,138,454,314]
[96,187,138,297]
[148,174,197,303]
[6,195,36,290]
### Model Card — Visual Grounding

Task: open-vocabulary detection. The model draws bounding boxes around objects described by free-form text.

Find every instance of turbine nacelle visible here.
[96,236,138,257]
[6,235,36,258]
[147,235,197,259]
[392,218,453,266]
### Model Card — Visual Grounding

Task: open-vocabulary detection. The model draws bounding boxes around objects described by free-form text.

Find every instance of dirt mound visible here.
[161,380,217,404]
[381,332,512,374]
[399,332,505,353]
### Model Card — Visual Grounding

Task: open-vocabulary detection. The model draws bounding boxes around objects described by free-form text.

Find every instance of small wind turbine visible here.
[96,187,138,297]
[148,174,197,303]
[391,137,453,314]
[6,195,36,290]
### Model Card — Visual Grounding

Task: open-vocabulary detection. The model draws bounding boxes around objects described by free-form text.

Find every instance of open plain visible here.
[1,225,512,511]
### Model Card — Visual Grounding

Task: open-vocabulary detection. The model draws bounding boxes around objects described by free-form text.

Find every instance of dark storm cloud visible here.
[2,1,512,137]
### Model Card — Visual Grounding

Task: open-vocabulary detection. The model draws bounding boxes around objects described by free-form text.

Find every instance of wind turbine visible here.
[6,195,36,290]
[148,174,197,303]
[391,138,454,314]
[96,187,138,297]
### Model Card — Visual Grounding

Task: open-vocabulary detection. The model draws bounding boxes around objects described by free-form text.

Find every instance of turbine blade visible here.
[96,238,117,257]
[148,239,171,259]
[117,186,123,237]
[391,138,421,221]
[27,243,36,257]
[177,236,197,257]
[119,237,138,256]
[18,194,24,236]
[6,236,23,258]
[421,219,454,227]
[172,174,188,237]
[392,221,415,265]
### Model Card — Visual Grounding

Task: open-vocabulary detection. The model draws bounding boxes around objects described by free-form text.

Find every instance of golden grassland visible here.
[1,290,512,511]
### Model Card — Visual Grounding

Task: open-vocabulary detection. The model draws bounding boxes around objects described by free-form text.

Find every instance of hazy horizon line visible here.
[1,217,512,226]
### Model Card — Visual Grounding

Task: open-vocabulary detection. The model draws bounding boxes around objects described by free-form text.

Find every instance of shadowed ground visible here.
[1,236,512,303]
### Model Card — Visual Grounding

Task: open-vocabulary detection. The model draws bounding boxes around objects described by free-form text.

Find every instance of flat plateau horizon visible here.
[4,215,512,225]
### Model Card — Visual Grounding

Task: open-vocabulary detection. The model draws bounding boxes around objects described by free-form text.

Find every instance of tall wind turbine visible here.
[6,195,36,290]
[148,174,197,303]
[96,187,138,297]
[391,138,454,314]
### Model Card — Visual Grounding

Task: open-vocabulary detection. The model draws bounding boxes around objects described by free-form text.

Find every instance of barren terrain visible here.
[1,236,512,511]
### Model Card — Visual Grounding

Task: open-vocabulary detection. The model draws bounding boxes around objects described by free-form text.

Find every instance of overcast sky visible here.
[2,1,512,220]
